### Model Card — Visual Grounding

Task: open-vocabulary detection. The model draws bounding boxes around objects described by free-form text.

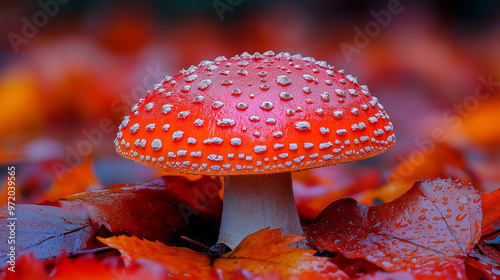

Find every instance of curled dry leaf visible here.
[99,228,348,279]
[307,178,482,279]
[0,176,222,263]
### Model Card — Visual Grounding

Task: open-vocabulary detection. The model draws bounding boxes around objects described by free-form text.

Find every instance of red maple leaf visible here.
[307,178,482,279]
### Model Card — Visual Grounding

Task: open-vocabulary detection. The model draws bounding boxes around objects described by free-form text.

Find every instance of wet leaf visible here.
[307,178,482,279]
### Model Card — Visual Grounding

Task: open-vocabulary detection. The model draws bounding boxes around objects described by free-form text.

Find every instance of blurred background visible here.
[1,0,499,218]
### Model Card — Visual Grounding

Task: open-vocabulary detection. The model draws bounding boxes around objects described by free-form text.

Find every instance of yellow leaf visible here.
[215,228,346,279]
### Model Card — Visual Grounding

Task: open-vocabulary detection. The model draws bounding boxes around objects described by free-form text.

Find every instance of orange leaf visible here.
[214,228,346,279]
[307,179,482,279]
[41,157,102,202]
[100,228,347,279]
[99,235,213,278]
[481,188,500,230]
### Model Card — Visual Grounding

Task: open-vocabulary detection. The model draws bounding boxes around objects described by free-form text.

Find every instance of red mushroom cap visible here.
[115,51,395,175]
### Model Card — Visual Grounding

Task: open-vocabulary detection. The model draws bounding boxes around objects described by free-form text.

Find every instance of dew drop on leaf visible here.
[455,213,468,221]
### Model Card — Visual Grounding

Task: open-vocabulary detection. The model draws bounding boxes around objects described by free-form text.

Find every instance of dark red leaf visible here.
[0,176,222,263]
[307,178,482,279]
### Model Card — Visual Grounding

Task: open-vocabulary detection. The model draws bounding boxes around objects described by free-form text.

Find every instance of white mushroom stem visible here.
[218,172,303,249]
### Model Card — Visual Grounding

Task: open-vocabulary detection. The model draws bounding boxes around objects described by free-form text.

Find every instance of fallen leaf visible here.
[214,228,345,279]
[307,178,482,279]
[99,235,214,278]
[40,157,102,202]
[2,202,97,264]
[0,176,222,263]
[466,230,500,280]
[99,228,348,279]
[62,175,222,241]
[482,188,500,231]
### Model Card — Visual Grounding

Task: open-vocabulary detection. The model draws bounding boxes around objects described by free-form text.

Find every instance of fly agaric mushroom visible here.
[114,51,395,249]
